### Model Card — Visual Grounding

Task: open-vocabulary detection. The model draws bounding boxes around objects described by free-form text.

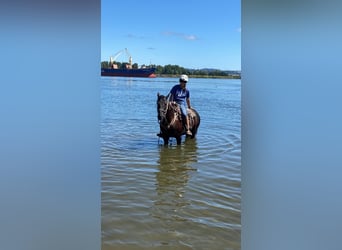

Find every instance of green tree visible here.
[101,61,109,68]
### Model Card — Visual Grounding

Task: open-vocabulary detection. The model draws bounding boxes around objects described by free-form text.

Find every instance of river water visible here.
[101,77,241,249]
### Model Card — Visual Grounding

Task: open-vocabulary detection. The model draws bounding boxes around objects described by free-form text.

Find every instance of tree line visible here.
[101,61,241,79]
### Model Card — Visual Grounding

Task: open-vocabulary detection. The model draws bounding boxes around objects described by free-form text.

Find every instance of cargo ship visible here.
[101,67,156,78]
[101,48,156,78]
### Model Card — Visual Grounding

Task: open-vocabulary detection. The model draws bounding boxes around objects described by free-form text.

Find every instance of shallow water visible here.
[101,77,241,249]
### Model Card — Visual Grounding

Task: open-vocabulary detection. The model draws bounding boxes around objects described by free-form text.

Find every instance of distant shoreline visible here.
[157,74,241,79]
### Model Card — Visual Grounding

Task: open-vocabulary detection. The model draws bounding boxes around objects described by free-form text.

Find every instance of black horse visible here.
[157,93,200,145]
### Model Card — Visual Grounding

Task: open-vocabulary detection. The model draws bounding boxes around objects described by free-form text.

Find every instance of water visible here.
[101,77,241,249]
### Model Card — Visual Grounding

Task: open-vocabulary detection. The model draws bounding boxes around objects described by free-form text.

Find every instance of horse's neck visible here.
[169,102,179,113]
[167,103,182,122]
[159,100,181,123]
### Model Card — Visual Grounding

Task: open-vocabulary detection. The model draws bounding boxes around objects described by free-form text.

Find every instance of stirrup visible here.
[186,130,192,136]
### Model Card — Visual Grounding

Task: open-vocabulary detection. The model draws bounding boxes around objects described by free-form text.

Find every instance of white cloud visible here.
[184,34,197,40]
[162,31,198,41]
[126,33,145,39]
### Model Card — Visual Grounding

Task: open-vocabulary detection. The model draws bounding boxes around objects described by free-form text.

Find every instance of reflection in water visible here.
[156,138,198,198]
[152,139,198,246]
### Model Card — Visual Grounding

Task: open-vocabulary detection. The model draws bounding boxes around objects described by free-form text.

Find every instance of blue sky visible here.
[101,0,241,71]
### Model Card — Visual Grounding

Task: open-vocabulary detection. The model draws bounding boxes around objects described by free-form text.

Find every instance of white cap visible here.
[179,74,189,82]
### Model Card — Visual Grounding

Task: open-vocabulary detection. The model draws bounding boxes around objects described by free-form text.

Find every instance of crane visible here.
[109,48,133,68]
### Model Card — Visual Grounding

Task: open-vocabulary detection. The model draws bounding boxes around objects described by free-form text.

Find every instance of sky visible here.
[101,0,241,71]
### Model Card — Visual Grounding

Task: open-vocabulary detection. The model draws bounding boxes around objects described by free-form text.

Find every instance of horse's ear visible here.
[157,92,160,97]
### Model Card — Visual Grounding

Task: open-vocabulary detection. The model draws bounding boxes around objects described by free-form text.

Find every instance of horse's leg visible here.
[176,137,182,145]
[163,136,169,145]
[190,118,199,138]
[191,127,197,138]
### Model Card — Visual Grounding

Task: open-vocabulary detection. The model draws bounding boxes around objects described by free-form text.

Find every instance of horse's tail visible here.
[194,108,200,124]
[188,108,200,137]
[190,108,200,124]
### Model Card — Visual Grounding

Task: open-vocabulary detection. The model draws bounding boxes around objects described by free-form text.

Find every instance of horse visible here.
[157,93,200,145]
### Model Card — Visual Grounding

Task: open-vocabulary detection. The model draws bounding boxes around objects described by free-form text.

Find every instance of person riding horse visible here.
[166,74,192,136]
[157,74,200,145]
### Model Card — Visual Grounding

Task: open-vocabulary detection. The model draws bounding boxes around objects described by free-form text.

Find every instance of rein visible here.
[167,103,180,128]
[158,98,180,129]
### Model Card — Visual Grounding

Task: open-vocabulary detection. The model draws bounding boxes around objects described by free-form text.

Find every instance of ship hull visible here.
[101,68,156,78]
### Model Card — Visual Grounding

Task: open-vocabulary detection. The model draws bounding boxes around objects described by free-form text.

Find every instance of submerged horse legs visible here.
[163,136,169,145]
[157,133,181,146]
[162,135,181,145]
[176,137,181,145]
[157,132,170,145]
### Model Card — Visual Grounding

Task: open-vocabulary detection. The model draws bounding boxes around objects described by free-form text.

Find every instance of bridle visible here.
[157,96,169,123]
[157,96,180,129]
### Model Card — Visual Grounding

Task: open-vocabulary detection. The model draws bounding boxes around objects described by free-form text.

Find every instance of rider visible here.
[167,74,192,136]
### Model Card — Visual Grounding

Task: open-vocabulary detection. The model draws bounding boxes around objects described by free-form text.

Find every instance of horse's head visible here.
[157,93,167,121]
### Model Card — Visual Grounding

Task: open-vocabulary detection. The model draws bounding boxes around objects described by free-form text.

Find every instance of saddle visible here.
[169,102,195,128]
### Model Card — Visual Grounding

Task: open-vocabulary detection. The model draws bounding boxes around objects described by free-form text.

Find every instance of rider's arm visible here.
[186,97,191,109]
[167,93,174,102]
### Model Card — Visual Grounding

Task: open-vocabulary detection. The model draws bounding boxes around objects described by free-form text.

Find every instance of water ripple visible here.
[101,78,241,249]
